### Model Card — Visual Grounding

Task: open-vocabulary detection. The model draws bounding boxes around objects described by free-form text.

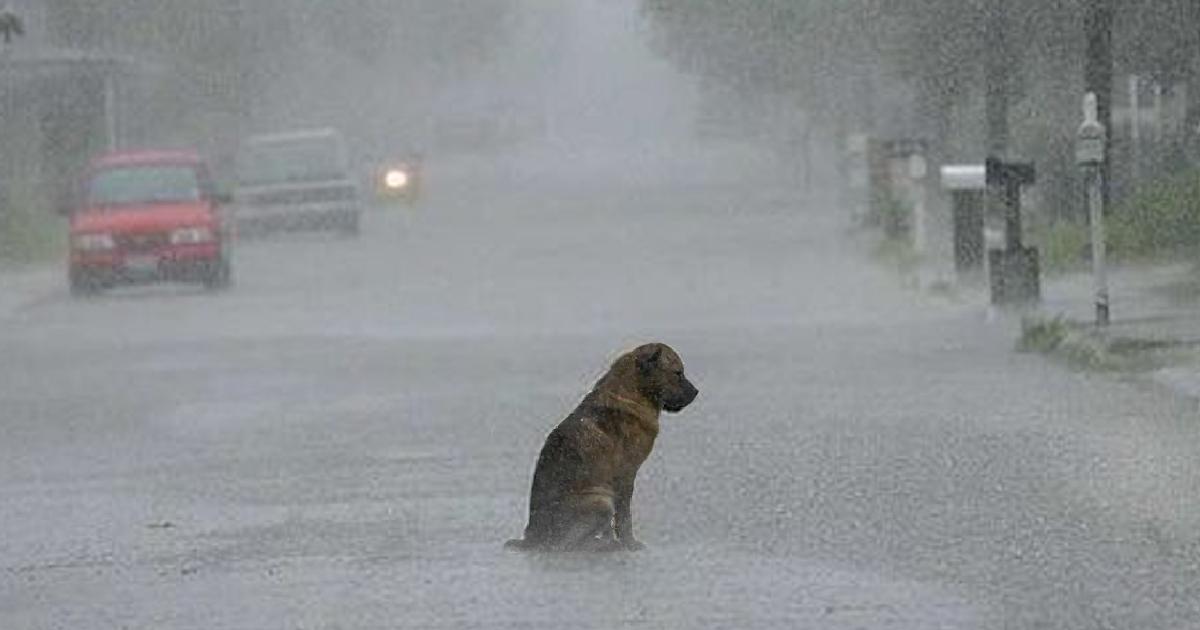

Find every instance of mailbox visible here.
[941,164,986,275]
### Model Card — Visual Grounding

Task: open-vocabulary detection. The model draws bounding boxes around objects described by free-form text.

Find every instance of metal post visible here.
[1129,74,1140,192]
[910,154,928,255]
[1084,0,1113,212]
[1088,164,1109,326]
[984,0,1009,279]
[1078,92,1109,327]
[103,73,118,151]
[1153,81,1163,146]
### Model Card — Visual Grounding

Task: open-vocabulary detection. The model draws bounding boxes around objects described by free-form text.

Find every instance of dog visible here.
[505,342,698,552]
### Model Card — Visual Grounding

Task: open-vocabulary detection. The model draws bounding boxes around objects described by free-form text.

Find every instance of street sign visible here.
[1076,92,1106,166]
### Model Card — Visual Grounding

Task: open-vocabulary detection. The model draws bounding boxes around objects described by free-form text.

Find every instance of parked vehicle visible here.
[234,128,363,237]
[67,150,233,296]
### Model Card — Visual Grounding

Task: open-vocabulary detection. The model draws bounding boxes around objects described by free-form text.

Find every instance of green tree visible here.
[0,8,23,45]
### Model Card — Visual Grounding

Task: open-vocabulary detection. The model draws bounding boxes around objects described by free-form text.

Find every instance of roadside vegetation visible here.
[1108,168,1200,262]
[1018,314,1193,372]
[865,193,922,275]
[1031,167,1200,275]
[0,191,65,268]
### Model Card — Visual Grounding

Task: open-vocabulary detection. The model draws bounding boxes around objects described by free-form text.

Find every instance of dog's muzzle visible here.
[663,380,698,413]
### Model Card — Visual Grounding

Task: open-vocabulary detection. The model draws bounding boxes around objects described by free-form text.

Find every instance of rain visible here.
[2,1,1200,628]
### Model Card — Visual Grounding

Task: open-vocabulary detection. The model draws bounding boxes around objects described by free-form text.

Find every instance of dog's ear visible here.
[636,345,663,371]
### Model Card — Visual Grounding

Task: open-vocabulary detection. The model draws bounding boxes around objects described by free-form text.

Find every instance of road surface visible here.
[2,146,1199,629]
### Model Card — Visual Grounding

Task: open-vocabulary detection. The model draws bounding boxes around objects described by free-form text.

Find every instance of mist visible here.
[5,2,1200,630]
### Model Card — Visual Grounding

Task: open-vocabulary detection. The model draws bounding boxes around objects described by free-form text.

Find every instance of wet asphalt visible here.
[2,147,1199,629]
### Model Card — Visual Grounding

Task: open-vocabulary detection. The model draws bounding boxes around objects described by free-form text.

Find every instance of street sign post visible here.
[1077,92,1109,327]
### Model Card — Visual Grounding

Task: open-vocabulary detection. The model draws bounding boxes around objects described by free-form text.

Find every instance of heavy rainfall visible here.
[1,1,1199,628]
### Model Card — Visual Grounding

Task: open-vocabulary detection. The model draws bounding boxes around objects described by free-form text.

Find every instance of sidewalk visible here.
[1031,261,1200,402]
[0,264,60,320]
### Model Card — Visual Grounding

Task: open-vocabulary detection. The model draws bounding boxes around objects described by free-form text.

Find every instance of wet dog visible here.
[506,343,698,552]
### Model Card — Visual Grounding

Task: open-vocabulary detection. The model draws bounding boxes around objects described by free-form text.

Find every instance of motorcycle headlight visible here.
[384,169,410,189]
[74,233,115,251]
[169,226,215,245]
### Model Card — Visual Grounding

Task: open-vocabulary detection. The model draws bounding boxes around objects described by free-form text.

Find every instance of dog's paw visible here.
[621,539,646,552]
[504,538,533,551]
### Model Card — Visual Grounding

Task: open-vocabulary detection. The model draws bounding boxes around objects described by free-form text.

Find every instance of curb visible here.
[1151,367,1200,408]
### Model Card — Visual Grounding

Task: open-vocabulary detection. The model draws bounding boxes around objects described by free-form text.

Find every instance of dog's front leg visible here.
[614,476,645,550]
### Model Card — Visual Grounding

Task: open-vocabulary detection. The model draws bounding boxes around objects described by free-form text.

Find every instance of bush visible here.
[0,192,65,267]
[1031,220,1090,274]
[1109,169,1200,260]
[872,192,911,240]
[1017,315,1067,353]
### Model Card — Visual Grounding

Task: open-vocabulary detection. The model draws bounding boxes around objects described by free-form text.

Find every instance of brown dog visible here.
[506,343,698,552]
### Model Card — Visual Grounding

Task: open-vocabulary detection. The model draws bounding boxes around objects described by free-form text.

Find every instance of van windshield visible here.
[237,138,348,186]
[88,165,203,207]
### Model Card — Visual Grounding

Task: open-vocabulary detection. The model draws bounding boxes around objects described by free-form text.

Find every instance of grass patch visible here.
[1018,315,1119,370]
[1017,315,1068,353]
[1030,221,1090,274]
[1108,168,1200,261]
[1029,168,1200,273]
[1017,314,1188,372]
[871,235,921,275]
[869,192,911,240]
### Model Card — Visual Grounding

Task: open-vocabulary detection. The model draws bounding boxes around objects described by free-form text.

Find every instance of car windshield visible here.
[237,138,347,185]
[88,165,202,207]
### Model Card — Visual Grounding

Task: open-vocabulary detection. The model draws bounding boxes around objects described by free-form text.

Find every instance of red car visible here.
[67,150,232,295]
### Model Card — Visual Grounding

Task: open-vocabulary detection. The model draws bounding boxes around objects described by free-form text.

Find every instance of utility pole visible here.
[1129,74,1141,193]
[1078,93,1109,327]
[983,0,1043,306]
[984,0,1008,159]
[1084,0,1113,213]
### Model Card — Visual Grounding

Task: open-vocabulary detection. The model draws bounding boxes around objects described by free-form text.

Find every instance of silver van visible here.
[234,128,362,237]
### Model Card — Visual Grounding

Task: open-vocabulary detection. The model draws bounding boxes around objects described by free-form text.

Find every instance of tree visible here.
[0,7,23,45]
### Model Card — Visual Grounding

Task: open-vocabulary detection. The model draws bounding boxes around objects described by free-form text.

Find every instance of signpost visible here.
[1077,92,1109,327]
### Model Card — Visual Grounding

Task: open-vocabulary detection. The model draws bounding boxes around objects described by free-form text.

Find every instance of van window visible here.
[237,137,348,186]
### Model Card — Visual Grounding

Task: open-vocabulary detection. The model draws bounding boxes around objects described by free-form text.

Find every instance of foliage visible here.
[871,191,911,240]
[870,231,921,276]
[1031,220,1091,274]
[640,0,1200,222]
[1108,168,1200,260]
[1017,315,1068,353]
[41,0,515,150]
[0,196,64,268]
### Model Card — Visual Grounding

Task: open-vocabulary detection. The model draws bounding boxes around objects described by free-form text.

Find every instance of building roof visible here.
[0,47,158,82]
[90,149,206,169]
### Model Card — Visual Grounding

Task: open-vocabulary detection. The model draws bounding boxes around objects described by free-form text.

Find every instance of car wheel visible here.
[339,213,361,237]
[202,259,232,291]
[69,265,103,295]
[68,270,100,297]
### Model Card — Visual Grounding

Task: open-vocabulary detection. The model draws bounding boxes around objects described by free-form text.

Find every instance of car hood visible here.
[72,202,216,233]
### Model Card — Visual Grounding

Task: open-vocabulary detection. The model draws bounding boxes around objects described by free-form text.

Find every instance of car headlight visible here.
[169,226,215,245]
[384,169,410,189]
[74,233,115,251]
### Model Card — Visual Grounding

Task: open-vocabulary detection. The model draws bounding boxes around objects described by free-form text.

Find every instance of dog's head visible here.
[632,343,698,413]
